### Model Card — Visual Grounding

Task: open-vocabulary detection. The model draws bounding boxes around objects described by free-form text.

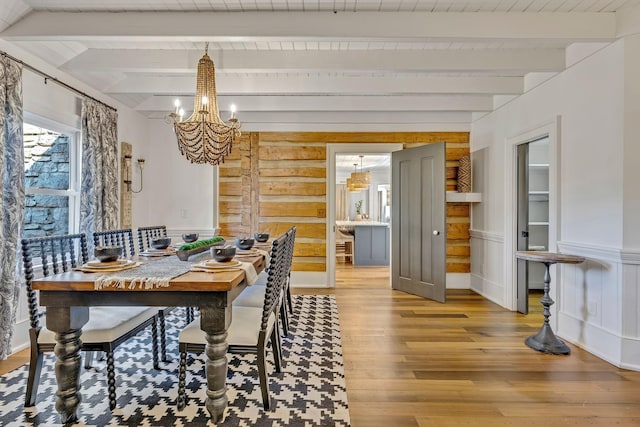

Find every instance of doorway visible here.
[327,144,402,288]
[516,137,550,313]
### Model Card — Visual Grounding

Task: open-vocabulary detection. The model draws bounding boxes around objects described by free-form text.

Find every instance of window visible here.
[23,120,80,239]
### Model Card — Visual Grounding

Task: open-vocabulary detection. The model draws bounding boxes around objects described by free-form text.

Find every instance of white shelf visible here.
[446,192,482,203]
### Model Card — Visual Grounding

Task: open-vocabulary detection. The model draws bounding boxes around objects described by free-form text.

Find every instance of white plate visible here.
[203,260,241,268]
[85,259,134,268]
[141,251,170,257]
[236,248,258,254]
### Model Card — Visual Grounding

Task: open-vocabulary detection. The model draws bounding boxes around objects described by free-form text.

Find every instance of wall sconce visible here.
[123,155,145,193]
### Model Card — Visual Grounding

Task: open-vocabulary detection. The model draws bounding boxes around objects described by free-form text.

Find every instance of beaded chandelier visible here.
[166,43,240,165]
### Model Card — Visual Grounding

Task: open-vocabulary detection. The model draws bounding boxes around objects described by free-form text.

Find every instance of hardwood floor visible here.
[328,264,640,426]
[3,266,639,426]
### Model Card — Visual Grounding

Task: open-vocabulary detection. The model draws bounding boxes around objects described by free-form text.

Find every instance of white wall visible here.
[130,120,217,238]
[471,37,640,369]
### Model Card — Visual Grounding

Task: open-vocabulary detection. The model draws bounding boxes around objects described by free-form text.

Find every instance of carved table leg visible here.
[47,306,89,425]
[525,262,571,355]
[199,304,232,423]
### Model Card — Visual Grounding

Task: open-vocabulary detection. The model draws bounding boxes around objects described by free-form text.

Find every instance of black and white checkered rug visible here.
[0,295,350,426]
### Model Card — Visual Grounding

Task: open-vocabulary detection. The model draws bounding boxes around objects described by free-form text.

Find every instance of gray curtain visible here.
[0,56,24,359]
[79,98,118,255]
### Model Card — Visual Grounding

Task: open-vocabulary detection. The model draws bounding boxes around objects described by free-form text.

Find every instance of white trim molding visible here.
[470,229,504,243]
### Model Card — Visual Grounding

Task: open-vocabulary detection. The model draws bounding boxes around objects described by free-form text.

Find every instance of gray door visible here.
[391,143,446,302]
[516,143,530,314]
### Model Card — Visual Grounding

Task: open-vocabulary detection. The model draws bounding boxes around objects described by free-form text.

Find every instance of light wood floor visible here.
[3,266,639,426]
[329,264,640,426]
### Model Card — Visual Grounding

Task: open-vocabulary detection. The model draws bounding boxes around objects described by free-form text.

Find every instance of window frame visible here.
[24,112,82,236]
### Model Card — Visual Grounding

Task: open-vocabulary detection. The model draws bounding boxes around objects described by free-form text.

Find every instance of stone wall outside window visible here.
[23,125,70,238]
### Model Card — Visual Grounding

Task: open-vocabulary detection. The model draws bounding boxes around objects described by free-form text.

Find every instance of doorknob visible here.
[521,230,529,238]
[433,230,440,236]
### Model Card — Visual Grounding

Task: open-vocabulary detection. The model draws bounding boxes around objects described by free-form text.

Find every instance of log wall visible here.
[218,132,471,273]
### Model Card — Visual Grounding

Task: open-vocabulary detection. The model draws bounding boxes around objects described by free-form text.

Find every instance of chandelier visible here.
[347,162,368,192]
[166,43,241,165]
[349,155,371,190]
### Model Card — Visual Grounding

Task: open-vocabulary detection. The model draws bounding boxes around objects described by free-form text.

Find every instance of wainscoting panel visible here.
[470,229,505,306]
[557,241,640,370]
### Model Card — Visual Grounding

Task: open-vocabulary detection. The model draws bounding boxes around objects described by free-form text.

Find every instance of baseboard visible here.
[558,311,623,369]
[470,273,505,307]
[10,318,30,355]
[446,273,470,289]
[166,228,221,241]
[290,271,329,288]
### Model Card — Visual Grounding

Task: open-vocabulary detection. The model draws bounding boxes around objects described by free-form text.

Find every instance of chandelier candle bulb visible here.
[174,99,180,114]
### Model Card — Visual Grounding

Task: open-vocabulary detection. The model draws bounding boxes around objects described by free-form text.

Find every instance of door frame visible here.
[504,117,561,312]
[327,143,403,287]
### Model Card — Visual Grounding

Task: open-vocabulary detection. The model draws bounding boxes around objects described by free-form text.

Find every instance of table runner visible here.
[94,256,193,290]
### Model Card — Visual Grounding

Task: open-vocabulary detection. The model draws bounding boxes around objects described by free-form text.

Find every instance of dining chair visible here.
[234,226,296,336]
[93,228,169,362]
[136,225,168,253]
[137,225,196,331]
[176,232,289,411]
[93,228,137,259]
[21,233,160,410]
[336,227,354,264]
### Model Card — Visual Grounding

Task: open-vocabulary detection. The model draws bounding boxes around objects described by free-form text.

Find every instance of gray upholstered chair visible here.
[176,232,289,411]
[93,228,170,362]
[234,226,296,336]
[21,233,160,410]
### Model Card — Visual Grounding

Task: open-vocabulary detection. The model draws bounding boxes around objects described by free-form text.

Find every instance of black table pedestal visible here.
[525,261,571,355]
[515,252,585,355]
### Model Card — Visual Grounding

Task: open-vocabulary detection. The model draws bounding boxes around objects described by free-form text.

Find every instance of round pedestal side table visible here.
[515,251,585,355]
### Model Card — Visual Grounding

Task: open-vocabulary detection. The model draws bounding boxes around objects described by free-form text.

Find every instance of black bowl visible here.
[150,237,171,249]
[95,246,122,262]
[211,245,236,262]
[235,237,255,250]
[182,233,199,243]
[254,233,269,243]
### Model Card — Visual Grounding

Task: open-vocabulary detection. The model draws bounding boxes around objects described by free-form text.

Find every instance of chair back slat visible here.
[137,225,167,252]
[21,233,89,329]
[260,233,288,331]
[285,226,296,286]
[93,228,136,258]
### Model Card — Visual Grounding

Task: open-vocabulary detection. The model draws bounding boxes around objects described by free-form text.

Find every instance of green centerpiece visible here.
[176,236,225,260]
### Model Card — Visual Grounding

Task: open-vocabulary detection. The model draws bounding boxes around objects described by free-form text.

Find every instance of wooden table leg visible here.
[46,306,89,425]
[199,304,232,422]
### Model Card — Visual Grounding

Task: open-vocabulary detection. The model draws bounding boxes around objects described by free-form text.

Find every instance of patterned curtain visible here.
[336,184,348,221]
[79,98,118,255]
[0,56,24,359]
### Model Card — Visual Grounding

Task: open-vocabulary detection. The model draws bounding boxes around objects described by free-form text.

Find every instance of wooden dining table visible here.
[31,253,265,425]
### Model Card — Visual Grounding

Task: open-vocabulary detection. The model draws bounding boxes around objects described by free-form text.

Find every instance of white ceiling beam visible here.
[61,48,565,74]
[104,74,523,96]
[146,110,472,122]
[134,94,494,112]
[2,11,616,41]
